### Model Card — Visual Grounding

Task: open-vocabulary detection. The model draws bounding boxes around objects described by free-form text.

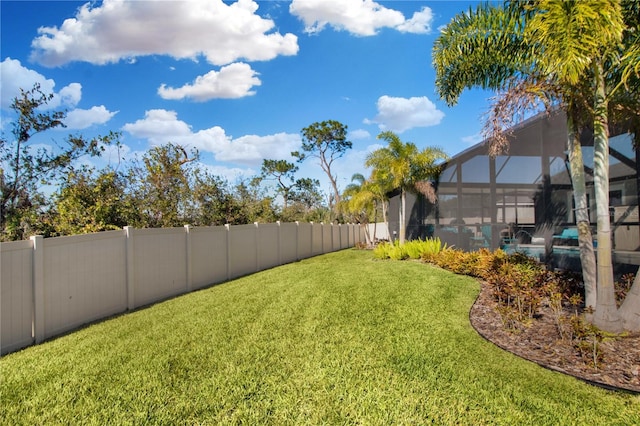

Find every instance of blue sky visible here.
[1,0,491,197]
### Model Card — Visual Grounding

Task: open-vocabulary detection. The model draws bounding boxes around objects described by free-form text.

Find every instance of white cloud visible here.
[365,95,444,133]
[64,105,118,129]
[396,7,434,34]
[158,63,261,101]
[289,0,433,36]
[462,133,483,146]
[0,58,116,129]
[56,83,82,108]
[1,58,54,108]
[122,110,194,140]
[122,109,301,166]
[220,133,301,164]
[198,163,256,183]
[350,129,371,139]
[30,0,298,67]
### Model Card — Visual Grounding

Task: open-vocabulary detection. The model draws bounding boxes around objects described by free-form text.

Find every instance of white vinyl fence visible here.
[1,222,363,356]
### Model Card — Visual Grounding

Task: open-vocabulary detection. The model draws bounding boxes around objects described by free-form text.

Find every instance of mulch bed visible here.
[470,281,640,394]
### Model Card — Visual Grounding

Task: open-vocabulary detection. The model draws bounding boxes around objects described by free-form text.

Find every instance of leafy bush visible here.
[430,248,477,275]
[405,237,446,260]
[373,241,408,260]
[374,238,446,261]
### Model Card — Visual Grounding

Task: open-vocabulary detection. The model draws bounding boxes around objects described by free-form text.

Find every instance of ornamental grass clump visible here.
[373,238,446,261]
[373,240,406,260]
[406,237,446,259]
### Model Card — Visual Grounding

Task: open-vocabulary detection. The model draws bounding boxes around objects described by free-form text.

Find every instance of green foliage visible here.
[424,247,620,366]
[294,120,352,214]
[365,132,447,244]
[1,84,117,241]
[190,170,239,226]
[53,167,137,235]
[569,316,606,369]
[373,238,446,261]
[407,237,446,260]
[1,86,336,239]
[258,159,298,209]
[430,247,479,276]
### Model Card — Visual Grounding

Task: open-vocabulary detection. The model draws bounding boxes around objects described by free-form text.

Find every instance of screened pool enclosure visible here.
[387,111,639,271]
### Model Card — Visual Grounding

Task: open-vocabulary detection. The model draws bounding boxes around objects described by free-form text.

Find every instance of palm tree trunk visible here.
[591,61,622,332]
[382,200,389,240]
[399,189,406,244]
[372,201,378,245]
[567,107,597,310]
[619,272,640,331]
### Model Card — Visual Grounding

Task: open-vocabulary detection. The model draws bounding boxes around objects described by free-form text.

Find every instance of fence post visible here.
[125,226,135,310]
[254,222,259,272]
[276,221,282,266]
[225,224,231,281]
[295,221,300,261]
[184,225,192,293]
[329,223,334,252]
[31,235,45,344]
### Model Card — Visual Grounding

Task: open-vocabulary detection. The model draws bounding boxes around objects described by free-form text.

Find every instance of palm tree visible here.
[342,173,392,244]
[433,2,599,311]
[366,131,447,245]
[433,0,639,332]
[526,0,626,331]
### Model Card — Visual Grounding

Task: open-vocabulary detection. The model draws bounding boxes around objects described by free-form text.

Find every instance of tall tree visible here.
[53,167,136,235]
[191,170,238,226]
[342,173,375,243]
[342,173,391,244]
[293,120,352,215]
[366,131,447,244]
[233,179,278,224]
[131,143,197,228]
[289,177,324,216]
[259,159,299,209]
[525,0,627,331]
[0,84,117,241]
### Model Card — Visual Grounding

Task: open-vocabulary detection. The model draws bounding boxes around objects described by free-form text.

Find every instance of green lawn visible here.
[1,250,638,425]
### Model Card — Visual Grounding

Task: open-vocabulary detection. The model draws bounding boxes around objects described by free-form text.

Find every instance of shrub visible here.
[373,241,392,259]
[373,241,408,260]
[403,237,446,260]
[374,238,446,261]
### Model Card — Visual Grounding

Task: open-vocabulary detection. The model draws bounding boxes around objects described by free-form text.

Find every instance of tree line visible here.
[1,85,360,241]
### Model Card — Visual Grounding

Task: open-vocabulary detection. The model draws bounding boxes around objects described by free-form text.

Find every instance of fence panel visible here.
[340,225,349,250]
[331,225,340,252]
[190,226,228,289]
[297,222,313,260]
[366,223,390,241]
[349,225,356,247]
[229,224,258,279]
[311,224,323,255]
[322,224,333,253]
[1,240,34,355]
[257,223,280,270]
[131,228,187,308]
[42,231,127,339]
[280,223,298,263]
